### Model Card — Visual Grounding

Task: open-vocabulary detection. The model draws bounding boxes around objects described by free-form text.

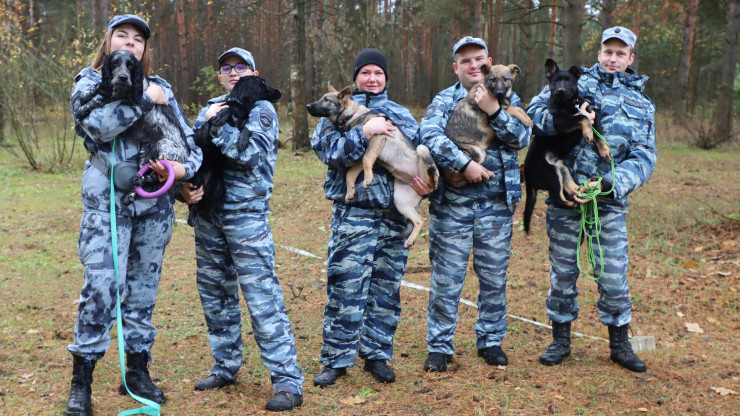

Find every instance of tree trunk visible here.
[561,0,582,66]
[175,0,189,103]
[712,0,740,145]
[629,0,642,72]
[291,0,309,151]
[488,0,504,62]
[675,0,698,120]
[474,1,482,38]
[600,0,617,30]
[549,2,558,59]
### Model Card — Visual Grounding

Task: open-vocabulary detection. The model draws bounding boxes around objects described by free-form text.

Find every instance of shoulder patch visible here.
[259,109,273,131]
[424,103,437,119]
[622,97,647,109]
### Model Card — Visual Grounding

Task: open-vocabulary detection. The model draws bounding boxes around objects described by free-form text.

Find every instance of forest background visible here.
[0,0,739,172]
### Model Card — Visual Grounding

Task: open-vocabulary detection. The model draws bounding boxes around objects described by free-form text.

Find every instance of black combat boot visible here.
[119,352,166,403]
[64,355,96,416]
[539,321,571,366]
[608,324,647,372]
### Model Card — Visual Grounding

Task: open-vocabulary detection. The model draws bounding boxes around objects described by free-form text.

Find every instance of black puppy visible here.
[72,50,190,202]
[522,59,611,233]
[188,75,281,226]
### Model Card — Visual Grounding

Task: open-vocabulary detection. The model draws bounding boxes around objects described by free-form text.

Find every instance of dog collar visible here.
[338,111,356,129]
[226,97,243,105]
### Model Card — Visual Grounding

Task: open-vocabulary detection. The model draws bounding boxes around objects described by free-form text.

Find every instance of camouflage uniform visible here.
[192,96,303,395]
[526,63,657,326]
[68,67,202,361]
[311,90,419,368]
[419,82,531,355]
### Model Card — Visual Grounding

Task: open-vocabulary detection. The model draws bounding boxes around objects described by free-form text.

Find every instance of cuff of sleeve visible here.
[355,126,370,147]
[487,108,503,123]
[600,176,615,198]
[140,94,154,113]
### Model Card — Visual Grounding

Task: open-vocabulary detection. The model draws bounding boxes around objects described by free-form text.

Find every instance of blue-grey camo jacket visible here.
[193,95,279,213]
[418,82,531,212]
[311,90,419,208]
[526,63,657,213]
[71,67,201,216]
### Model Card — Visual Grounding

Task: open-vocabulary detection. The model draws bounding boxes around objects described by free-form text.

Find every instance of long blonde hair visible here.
[90,27,152,75]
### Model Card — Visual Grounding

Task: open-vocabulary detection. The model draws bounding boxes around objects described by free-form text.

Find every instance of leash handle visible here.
[575,126,616,281]
[109,138,161,416]
[134,160,175,199]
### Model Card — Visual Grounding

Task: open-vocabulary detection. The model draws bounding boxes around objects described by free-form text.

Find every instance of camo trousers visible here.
[68,206,174,361]
[546,206,632,326]
[320,204,409,368]
[426,198,512,355]
[195,211,303,394]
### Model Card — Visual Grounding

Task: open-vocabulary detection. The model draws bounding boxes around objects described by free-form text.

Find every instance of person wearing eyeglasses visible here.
[184,47,304,412]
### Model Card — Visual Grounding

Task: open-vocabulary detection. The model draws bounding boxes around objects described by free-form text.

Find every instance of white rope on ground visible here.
[174,237,609,342]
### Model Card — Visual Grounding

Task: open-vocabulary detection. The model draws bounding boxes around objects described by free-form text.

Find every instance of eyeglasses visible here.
[219,63,252,74]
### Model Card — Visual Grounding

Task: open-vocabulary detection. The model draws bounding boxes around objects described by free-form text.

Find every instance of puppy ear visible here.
[545,59,559,80]
[338,86,352,99]
[479,62,491,75]
[100,56,113,100]
[132,60,144,104]
[328,82,336,93]
[267,87,282,103]
[508,64,521,78]
[568,65,583,79]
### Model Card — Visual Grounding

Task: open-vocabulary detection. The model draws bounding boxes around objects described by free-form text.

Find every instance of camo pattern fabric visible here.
[319,204,409,367]
[419,81,530,356]
[526,63,657,213]
[526,63,656,327]
[193,97,303,394]
[195,212,304,394]
[310,90,418,367]
[426,198,513,354]
[545,207,632,326]
[193,96,279,212]
[311,90,420,209]
[418,81,531,212]
[68,207,173,360]
[68,67,199,360]
[71,67,201,217]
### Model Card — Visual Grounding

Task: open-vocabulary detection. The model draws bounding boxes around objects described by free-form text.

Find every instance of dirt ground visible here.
[0,146,738,415]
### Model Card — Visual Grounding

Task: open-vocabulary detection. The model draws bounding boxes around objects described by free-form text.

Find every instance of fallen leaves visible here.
[710,386,738,396]
[339,395,367,405]
[685,322,704,334]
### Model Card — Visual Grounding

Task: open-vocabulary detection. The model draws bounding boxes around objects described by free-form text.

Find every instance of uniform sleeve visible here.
[602,103,657,199]
[165,86,201,180]
[310,118,368,170]
[192,105,209,130]
[418,95,471,173]
[393,107,420,146]
[525,85,558,136]
[489,92,531,151]
[70,73,154,144]
[210,101,278,168]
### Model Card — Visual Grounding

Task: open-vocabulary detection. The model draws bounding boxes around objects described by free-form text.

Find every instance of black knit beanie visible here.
[353,48,388,82]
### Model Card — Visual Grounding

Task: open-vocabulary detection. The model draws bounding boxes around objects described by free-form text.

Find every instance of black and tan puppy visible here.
[522,58,612,233]
[188,75,282,226]
[306,84,439,248]
[443,63,533,187]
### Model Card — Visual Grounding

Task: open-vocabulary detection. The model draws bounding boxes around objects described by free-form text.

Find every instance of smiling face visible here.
[355,64,386,93]
[109,24,146,61]
[598,38,635,74]
[453,45,493,91]
[218,56,257,93]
